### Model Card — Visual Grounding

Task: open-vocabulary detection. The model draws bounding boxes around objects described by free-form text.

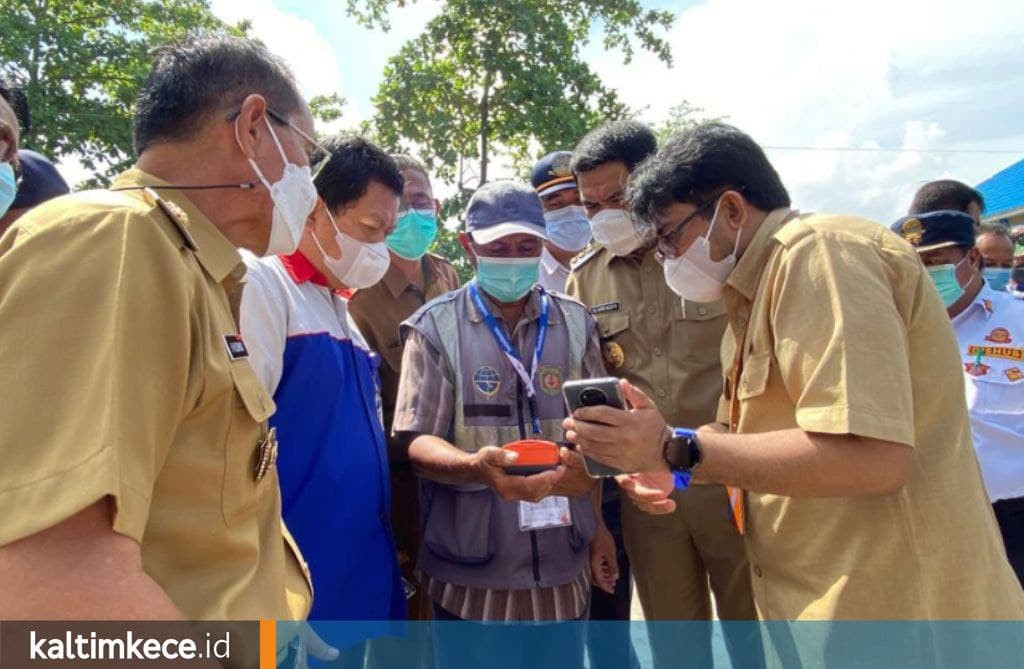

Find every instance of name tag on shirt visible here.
[223,334,249,360]
[519,496,573,531]
[589,302,620,315]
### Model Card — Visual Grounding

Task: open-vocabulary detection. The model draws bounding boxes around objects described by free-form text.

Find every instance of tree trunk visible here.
[478,71,493,185]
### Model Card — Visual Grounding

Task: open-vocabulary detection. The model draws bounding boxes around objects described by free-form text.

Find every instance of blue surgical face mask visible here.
[927,256,969,308]
[983,267,1012,293]
[387,208,438,260]
[543,205,592,253]
[475,256,540,303]
[0,162,17,218]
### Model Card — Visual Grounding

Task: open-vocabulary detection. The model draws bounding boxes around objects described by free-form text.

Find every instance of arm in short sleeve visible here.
[0,207,193,545]
[769,233,916,446]
[392,327,455,438]
[239,261,288,396]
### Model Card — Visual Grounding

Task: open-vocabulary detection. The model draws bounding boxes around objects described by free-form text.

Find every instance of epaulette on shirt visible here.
[146,188,198,252]
[570,246,604,272]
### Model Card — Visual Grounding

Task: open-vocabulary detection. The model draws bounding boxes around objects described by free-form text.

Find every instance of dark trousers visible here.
[994,496,1024,586]
[587,483,640,669]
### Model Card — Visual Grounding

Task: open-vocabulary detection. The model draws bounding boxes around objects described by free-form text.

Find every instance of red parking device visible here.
[502,439,561,476]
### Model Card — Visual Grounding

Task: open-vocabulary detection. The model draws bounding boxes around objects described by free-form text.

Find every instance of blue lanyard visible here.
[469,280,549,434]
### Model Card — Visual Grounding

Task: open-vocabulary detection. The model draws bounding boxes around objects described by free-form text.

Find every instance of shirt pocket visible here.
[966,374,1024,416]
[222,359,276,524]
[738,352,771,400]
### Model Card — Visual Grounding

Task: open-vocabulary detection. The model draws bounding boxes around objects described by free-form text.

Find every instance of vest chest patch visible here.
[473,366,502,397]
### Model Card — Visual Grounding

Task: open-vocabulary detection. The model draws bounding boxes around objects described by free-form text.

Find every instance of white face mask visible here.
[590,208,642,256]
[543,205,592,253]
[312,207,391,289]
[663,199,741,303]
[238,116,318,257]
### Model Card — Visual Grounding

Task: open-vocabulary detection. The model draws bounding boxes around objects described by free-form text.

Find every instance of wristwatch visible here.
[662,427,702,489]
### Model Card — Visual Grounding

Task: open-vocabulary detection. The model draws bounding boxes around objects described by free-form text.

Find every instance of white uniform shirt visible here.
[953,284,1024,501]
[538,247,570,293]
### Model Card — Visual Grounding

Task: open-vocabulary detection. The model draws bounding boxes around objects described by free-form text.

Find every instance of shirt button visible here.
[698,306,708,316]
[737,316,747,327]
[656,389,667,398]
[653,347,663,357]
[231,266,245,280]
[753,565,763,578]
[646,305,656,314]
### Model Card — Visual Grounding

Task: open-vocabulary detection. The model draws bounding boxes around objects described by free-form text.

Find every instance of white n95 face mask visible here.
[238,116,318,256]
[312,207,391,289]
[663,199,740,303]
[590,208,643,256]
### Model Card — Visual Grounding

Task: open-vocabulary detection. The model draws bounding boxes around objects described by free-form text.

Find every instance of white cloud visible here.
[588,0,1024,222]
[210,0,342,100]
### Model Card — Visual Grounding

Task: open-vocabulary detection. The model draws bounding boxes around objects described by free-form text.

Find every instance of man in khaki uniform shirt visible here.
[568,124,1024,662]
[349,155,460,621]
[567,120,756,668]
[0,35,316,623]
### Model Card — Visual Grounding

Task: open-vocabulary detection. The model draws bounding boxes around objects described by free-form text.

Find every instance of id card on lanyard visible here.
[469,281,571,531]
[469,280,549,434]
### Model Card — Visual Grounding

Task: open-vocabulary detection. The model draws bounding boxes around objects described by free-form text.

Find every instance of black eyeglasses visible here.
[654,189,733,261]
[228,107,332,180]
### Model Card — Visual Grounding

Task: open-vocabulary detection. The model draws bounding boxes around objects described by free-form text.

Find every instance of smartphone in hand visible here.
[562,377,626,478]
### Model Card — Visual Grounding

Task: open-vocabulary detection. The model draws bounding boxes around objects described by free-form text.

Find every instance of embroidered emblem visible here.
[985,327,1012,344]
[1006,367,1024,382]
[603,341,625,369]
[900,217,924,246]
[539,366,564,395]
[964,362,990,377]
[473,366,502,397]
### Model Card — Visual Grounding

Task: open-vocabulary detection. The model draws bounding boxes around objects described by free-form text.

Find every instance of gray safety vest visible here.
[402,284,598,590]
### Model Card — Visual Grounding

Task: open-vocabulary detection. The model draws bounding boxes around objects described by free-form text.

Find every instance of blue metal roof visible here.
[977,157,1024,218]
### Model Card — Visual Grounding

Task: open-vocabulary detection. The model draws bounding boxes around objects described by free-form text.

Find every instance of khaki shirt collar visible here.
[112,168,244,284]
[726,207,796,301]
[381,254,445,299]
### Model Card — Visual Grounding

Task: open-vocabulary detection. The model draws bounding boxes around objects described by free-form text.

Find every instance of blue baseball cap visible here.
[11,150,69,210]
[465,181,548,245]
[530,151,576,198]
[890,210,976,252]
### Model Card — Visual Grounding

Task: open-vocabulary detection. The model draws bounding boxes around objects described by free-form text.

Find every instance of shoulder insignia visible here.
[147,188,197,252]
[570,246,604,271]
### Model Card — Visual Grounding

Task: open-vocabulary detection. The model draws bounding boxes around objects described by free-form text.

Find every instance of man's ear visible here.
[234,94,269,160]
[721,189,747,232]
[459,232,477,267]
[968,247,983,271]
[434,198,442,217]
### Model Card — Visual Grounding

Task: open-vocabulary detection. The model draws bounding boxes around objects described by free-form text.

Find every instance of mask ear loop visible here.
[315,203,345,261]
[702,196,743,259]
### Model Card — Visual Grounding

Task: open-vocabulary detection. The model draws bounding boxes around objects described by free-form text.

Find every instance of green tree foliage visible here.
[309,93,348,124]
[367,0,673,193]
[0,0,242,184]
[653,101,721,145]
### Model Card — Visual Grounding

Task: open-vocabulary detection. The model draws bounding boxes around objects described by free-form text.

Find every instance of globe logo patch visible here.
[473,366,502,397]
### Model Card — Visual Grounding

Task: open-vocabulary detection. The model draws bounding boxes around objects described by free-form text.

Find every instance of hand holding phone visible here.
[562,377,627,478]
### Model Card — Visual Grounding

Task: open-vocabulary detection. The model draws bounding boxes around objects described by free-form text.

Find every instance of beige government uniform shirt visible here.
[566,245,726,426]
[721,208,1024,620]
[0,168,311,620]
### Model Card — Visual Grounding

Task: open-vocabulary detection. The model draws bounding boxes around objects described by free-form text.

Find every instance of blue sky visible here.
[206,0,1024,222]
